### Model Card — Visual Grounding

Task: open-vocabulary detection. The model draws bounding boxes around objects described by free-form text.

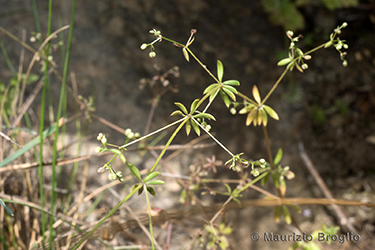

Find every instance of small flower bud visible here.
[97,133,104,141]
[108,172,116,180]
[140,43,147,50]
[101,136,107,145]
[335,44,342,50]
[259,158,266,164]
[302,63,308,70]
[230,108,236,115]
[341,22,348,28]
[127,132,135,139]
[304,55,312,60]
[149,51,156,58]
[324,41,333,48]
[124,128,132,136]
[287,30,294,38]
[342,60,348,67]
[97,167,106,174]
[205,125,211,131]
[30,36,36,42]
[134,132,140,139]
[343,44,348,49]
[47,55,53,62]
[95,147,102,153]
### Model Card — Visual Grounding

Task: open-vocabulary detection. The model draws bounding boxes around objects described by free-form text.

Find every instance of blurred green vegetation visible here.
[262,0,359,30]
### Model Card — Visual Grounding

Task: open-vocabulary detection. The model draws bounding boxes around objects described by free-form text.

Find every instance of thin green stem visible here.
[50,0,75,243]
[120,117,186,149]
[236,91,257,105]
[261,67,288,105]
[71,184,143,250]
[149,117,188,173]
[160,36,184,47]
[186,47,220,83]
[304,42,328,56]
[192,117,234,157]
[45,0,55,244]
[238,171,270,193]
[0,37,16,74]
[262,125,274,169]
[194,86,220,113]
[144,185,155,250]
[30,0,42,43]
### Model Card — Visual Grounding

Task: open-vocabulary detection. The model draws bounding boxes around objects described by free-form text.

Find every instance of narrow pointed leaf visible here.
[239,104,255,114]
[146,180,165,185]
[182,47,189,62]
[174,102,188,114]
[324,41,333,48]
[217,60,224,82]
[271,172,279,188]
[170,110,184,117]
[282,206,292,224]
[257,109,263,126]
[277,58,292,66]
[193,113,216,121]
[0,123,57,168]
[187,36,195,46]
[120,154,126,163]
[287,61,295,71]
[191,120,201,136]
[261,172,270,186]
[203,83,219,95]
[280,178,286,197]
[108,148,123,156]
[288,204,301,214]
[209,89,220,103]
[0,199,13,216]
[274,148,283,165]
[273,205,282,223]
[295,62,303,73]
[127,163,142,181]
[260,108,268,126]
[190,99,200,113]
[223,87,236,101]
[220,90,231,108]
[264,105,279,120]
[252,85,261,104]
[223,80,240,86]
[222,85,238,94]
[224,183,232,194]
[137,184,144,195]
[246,108,257,126]
[143,171,160,183]
[185,120,191,136]
[146,186,156,196]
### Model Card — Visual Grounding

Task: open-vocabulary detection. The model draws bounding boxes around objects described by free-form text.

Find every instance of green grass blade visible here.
[0,123,57,168]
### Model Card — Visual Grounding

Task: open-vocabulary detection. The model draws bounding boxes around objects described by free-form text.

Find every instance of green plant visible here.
[1,5,371,249]
[88,22,352,249]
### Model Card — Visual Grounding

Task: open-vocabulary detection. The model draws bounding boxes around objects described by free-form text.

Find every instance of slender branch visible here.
[262,125,274,169]
[120,117,186,149]
[261,67,288,105]
[192,117,234,157]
